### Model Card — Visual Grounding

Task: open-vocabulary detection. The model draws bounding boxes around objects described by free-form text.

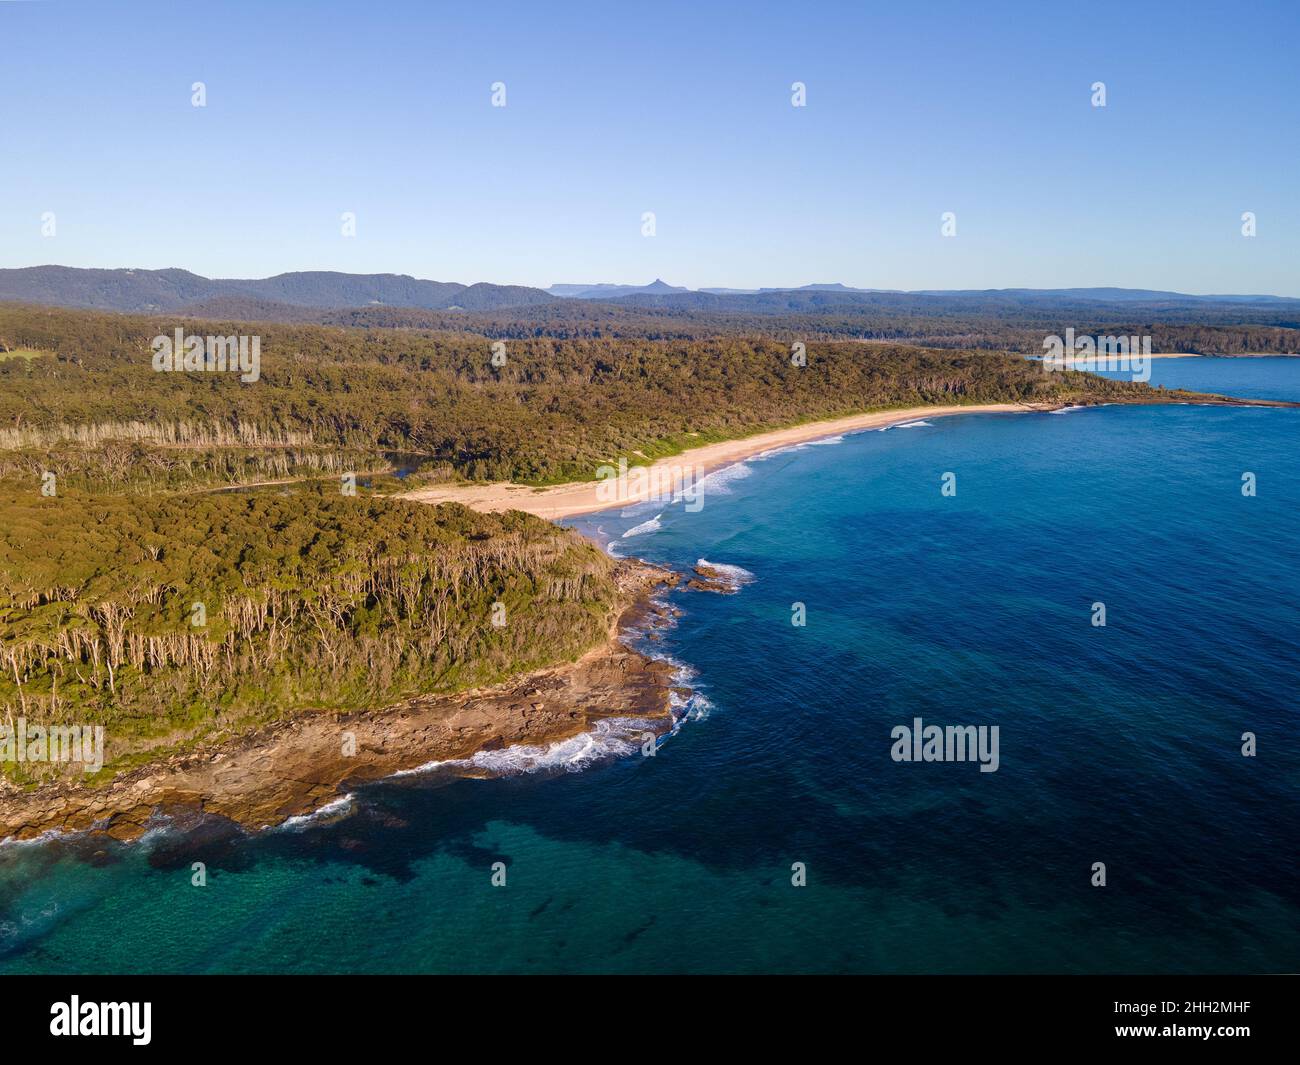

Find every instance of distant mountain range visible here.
[550,280,896,298]
[550,280,1300,303]
[1,267,1295,320]
[0,267,557,314]
[547,279,689,299]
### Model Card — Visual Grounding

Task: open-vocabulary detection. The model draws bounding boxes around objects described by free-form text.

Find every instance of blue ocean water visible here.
[1098,353,1300,401]
[2,359,1298,974]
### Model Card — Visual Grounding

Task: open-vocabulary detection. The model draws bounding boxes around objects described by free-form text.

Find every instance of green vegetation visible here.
[0,305,1163,489]
[0,486,615,777]
[255,295,1300,353]
[0,303,1241,781]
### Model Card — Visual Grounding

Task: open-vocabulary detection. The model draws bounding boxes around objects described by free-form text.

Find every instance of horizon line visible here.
[2,264,1298,302]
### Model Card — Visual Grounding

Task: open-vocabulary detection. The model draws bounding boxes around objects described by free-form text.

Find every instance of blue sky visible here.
[1,0,1297,294]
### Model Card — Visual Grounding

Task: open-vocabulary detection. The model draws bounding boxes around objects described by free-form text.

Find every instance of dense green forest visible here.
[312,301,1300,351]
[0,488,616,779]
[174,293,1300,352]
[0,302,1253,781]
[1,305,1170,489]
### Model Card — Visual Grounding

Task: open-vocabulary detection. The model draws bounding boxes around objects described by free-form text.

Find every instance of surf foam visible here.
[621,512,663,538]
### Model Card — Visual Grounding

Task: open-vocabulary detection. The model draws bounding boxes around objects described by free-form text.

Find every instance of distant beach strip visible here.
[399,402,1043,520]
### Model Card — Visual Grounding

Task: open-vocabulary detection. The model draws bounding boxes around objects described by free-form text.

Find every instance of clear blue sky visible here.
[2,0,1296,294]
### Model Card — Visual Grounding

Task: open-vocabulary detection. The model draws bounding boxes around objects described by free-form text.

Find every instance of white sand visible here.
[399,402,1047,520]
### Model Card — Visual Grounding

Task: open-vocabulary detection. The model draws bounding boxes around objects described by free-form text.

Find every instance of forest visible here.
[1,304,1176,489]
[160,291,1300,352]
[0,487,616,781]
[0,301,1240,780]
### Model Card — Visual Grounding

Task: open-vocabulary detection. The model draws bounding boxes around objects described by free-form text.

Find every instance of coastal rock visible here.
[687,561,752,594]
[687,563,737,594]
[0,560,686,843]
[687,578,735,594]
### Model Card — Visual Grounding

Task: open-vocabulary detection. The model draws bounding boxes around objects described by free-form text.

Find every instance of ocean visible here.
[3,357,1298,973]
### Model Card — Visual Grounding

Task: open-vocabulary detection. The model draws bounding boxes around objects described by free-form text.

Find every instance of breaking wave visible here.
[696,558,757,588]
[621,513,663,538]
[694,462,752,495]
[273,793,356,832]
[752,434,846,461]
[0,828,71,850]
[392,717,658,779]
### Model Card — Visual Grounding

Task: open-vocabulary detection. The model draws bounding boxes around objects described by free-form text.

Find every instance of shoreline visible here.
[398,394,1298,522]
[398,402,1049,520]
[0,404,1051,843]
[9,392,1292,845]
[0,561,682,844]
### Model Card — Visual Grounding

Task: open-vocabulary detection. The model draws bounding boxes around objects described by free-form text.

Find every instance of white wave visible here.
[1049,405,1087,414]
[587,524,624,557]
[671,686,713,723]
[752,434,846,461]
[621,512,663,538]
[471,720,646,773]
[391,609,707,778]
[384,758,448,778]
[0,827,72,849]
[3,811,242,851]
[5,791,357,851]
[273,793,356,831]
[881,419,932,430]
[136,822,184,846]
[660,655,694,679]
[646,653,712,725]
[394,717,657,779]
[694,462,752,496]
[3,810,255,851]
[696,558,757,586]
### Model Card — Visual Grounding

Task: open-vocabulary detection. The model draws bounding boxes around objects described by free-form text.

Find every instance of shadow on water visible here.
[76,700,1293,949]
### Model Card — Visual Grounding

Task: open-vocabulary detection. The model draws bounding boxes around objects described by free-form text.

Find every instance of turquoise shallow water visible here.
[2,359,1298,974]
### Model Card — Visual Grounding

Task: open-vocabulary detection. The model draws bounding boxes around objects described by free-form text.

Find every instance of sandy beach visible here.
[399,403,1046,520]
